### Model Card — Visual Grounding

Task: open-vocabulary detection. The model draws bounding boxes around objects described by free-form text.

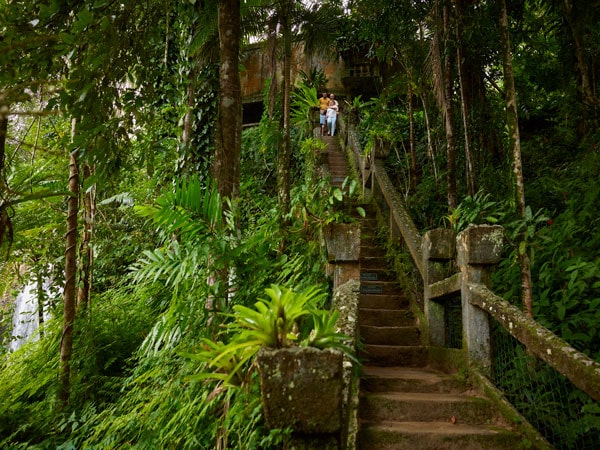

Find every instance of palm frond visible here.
[135,176,223,242]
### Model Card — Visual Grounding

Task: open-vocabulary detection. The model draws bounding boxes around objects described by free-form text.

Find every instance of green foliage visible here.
[356,96,409,154]
[132,177,230,301]
[77,351,284,449]
[0,319,61,448]
[189,284,354,387]
[493,152,600,361]
[2,0,599,448]
[297,68,328,93]
[233,285,326,349]
[291,82,319,136]
[288,175,365,236]
[299,137,326,186]
[342,95,364,125]
[443,191,502,234]
[327,177,366,222]
[304,309,353,354]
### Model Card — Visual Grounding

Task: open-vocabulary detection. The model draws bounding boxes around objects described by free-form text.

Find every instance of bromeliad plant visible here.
[189,284,355,387]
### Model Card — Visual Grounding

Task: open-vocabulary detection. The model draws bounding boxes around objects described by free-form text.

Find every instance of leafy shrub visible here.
[190,284,355,387]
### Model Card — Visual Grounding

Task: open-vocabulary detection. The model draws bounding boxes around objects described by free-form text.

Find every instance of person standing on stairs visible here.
[326,97,339,136]
[318,92,329,136]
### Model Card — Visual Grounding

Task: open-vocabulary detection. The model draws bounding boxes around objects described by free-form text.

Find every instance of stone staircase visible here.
[356,220,525,449]
[319,133,529,450]
[322,135,348,188]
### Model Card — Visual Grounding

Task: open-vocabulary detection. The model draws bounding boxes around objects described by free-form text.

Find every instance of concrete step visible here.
[360,344,428,367]
[360,325,421,346]
[328,164,348,173]
[359,308,415,327]
[358,421,522,450]
[360,245,387,258]
[361,281,402,295]
[361,269,396,282]
[359,391,496,424]
[359,294,409,310]
[360,366,468,394]
[360,218,378,229]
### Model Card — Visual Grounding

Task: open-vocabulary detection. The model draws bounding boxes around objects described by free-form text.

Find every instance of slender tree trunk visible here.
[0,108,11,255]
[77,164,94,311]
[181,75,196,173]
[442,0,457,210]
[0,112,6,181]
[455,0,476,196]
[408,82,417,191]
[36,269,44,338]
[211,0,241,309]
[60,119,79,405]
[277,0,293,217]
[267,37,278,119]
[498,0,534,318]
[214,0,242,201]
[420,93,438,182]
[561,0,600,107]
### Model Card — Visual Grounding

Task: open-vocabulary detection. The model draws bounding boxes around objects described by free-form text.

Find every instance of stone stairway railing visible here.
[336,117,600,438]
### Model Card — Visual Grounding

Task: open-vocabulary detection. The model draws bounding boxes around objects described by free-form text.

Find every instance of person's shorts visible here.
[320,112,326,125]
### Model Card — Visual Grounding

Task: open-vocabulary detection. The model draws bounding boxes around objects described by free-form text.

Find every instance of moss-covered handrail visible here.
[428,272,461,300]
[339,118,600,429]
[371,160,423,277]
[340,119,423,277]
[469,282,600,403]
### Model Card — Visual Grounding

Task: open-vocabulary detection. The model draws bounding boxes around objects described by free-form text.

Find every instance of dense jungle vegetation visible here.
[0,0,599,448]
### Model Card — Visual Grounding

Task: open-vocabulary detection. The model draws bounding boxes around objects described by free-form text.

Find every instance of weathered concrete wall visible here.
[240,42,347,103]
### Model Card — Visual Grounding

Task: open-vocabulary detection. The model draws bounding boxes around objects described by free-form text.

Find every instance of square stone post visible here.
[422,229,455,347]
[457,225,504,374]
[324,222,361,290]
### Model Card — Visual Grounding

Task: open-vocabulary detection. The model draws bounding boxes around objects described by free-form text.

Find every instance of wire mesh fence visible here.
[491,323,600,449]
[443,308,600,448]
[445,296,463,350]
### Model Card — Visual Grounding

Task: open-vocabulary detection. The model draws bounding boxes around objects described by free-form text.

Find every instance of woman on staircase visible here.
[326,98,339,136]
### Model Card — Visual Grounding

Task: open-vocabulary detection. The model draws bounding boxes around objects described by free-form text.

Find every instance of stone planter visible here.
[324,222,361,263]
[257,346,344,434]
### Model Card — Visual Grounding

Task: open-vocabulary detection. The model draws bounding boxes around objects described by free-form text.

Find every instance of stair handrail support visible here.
[469,283,600,403]
[456,225,504,375]
[422,228,456,348]
[339,118,370,193]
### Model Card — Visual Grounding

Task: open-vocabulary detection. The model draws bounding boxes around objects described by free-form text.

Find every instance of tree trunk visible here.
[455,0,476,197]
[36,269,44,338]
[408,82,418,191]
[60,119,79,405]
[180,74,196,174]
[0,111,6,181]
[561,0,600,107]
[498,0,534,318]
[211,0,242,310]
[77,163,94,311]
[277,0,293,218]
[442,0,457,210]
[214,0,242,201]
[420,93,438,182]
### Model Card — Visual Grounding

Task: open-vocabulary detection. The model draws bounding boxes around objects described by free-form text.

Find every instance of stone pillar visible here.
[324,222,361,290]
[456,225,504,374]
[422,229,455,347]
